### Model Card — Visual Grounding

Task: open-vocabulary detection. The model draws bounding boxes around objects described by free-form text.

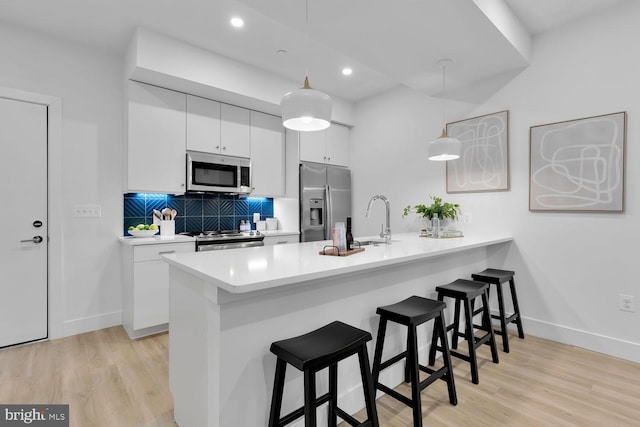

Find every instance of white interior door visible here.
[0,97,48,348]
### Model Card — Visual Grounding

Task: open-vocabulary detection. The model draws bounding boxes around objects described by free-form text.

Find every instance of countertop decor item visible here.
[129,229,159,238]
[403,196,460,221]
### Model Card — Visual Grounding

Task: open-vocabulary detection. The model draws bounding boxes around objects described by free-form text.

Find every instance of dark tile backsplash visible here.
[123,193,274,235]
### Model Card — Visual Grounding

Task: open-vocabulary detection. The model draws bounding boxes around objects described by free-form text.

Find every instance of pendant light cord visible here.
[442,62,446,131]
[305,0,309,78]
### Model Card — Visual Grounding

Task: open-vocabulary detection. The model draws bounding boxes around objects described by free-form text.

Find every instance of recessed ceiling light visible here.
[230,17,244,28]
[342,67,353,76]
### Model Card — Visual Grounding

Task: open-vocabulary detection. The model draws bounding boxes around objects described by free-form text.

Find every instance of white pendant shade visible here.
[281,77,332,131]
[428,128,461,161]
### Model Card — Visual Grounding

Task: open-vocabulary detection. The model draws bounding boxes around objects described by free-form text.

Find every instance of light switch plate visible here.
[73,204,101,218]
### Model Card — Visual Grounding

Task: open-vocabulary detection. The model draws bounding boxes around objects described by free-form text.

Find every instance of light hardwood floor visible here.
[0,326,638,426]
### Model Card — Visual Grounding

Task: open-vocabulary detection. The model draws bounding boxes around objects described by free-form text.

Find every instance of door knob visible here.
[21,236,43,244]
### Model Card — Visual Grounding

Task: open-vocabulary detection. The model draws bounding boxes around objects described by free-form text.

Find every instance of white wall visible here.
[0,22,124,336]
[351,1,640,362]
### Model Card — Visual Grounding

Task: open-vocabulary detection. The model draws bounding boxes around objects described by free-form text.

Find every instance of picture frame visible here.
[529,111,626,212]
[446,110,510,193]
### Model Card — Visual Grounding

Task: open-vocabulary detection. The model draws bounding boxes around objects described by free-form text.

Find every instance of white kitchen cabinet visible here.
[220,103,251,157]
[127,81,186,193]
[186,94,221,153]
[250,111,284,197]
[121,240,194,339]
[263,234,299,245]
[298,123,350,166]
[326,124,350,167]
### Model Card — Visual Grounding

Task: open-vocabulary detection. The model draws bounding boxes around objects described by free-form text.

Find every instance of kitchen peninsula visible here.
[163,233,512,426]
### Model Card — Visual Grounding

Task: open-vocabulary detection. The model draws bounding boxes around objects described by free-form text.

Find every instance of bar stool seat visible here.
[371,296,457,427]
[471,268,524,353]
[268,321,379,427]
[429,279,499,385]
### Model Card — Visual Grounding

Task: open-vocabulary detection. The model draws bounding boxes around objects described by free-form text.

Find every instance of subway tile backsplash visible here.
[123,193,273,235]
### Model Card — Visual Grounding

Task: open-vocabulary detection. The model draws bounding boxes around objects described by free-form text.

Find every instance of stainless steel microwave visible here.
[186,151,252,194]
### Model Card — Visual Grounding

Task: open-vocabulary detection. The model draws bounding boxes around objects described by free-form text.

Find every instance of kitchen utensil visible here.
[171,209,177,220]
[162,208,171,220]
[153,209,162,220]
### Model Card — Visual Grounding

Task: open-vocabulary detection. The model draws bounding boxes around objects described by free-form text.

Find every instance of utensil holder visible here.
[160,220,175,236]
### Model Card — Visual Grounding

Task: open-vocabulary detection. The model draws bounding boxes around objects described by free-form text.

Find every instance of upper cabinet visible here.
[127,81,186,194]
[186,98,251,158]
[298,124,350,167]
[186,95,221,153]
[220,104,251,158]
[250,111,285,197]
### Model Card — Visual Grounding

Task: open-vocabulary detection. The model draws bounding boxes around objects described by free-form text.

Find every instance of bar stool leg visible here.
[372,318,387,387]
[303,369,317,427]
[407,325,423,427]
[268,358,287,427]
[428,321,438,367]
[463,298,480,385]
[510,278,525,339]
[435,314,457,405]
[357,346,380,427]
[495,281,510,353]
[482,291,499,364]
[328,364,337,427]
[451,298,461,350]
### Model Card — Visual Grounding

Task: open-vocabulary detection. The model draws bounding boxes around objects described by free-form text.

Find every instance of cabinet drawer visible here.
[263,235,299,245]
[133,242,194,262]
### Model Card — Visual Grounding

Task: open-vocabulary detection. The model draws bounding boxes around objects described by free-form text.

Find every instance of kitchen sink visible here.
[354,239,388,246]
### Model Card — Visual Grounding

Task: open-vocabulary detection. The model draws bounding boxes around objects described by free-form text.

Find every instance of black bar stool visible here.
[268,321,379,427]
[471,268,524,353]
[371,296,457,427]
[428,279,499,384]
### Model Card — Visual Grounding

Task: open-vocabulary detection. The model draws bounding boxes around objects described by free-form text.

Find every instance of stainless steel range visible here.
[180,230,265,251]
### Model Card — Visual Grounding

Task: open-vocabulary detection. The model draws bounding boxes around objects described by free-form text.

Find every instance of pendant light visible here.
[428,59,461,161]
[280,0,332,132]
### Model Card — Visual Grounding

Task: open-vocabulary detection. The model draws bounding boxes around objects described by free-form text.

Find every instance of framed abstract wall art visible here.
[529,111,626,212]
[446,110,509,193]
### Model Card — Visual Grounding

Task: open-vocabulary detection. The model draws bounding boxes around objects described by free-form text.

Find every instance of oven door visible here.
[197,240,265,251]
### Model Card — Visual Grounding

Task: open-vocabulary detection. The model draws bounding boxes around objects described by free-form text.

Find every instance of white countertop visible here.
[118,234,195,246]
[163,232,512,294]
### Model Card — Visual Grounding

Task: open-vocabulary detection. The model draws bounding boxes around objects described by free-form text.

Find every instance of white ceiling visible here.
[0,0,628,102]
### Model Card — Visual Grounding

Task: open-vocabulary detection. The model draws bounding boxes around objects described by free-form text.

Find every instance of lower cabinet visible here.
[263,234,299,245]
[121,241,195,339]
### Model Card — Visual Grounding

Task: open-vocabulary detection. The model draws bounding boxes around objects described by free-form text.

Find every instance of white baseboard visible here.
[518,315,640,364]
[62,310,122,338]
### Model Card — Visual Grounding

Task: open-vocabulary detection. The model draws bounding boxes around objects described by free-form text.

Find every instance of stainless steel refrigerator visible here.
[300,162,352,242]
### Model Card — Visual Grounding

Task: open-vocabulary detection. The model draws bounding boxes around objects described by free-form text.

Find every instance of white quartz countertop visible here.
[162,232,512,294]
[118,234,195,246]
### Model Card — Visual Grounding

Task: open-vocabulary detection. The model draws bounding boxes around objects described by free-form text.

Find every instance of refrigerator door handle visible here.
[326,184,333,240]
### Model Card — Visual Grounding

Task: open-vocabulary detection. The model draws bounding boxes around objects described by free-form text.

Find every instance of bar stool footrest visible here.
[378,351,408,372]
[279,393,331,426]
[377,383,413,408]
[335,407,369,427]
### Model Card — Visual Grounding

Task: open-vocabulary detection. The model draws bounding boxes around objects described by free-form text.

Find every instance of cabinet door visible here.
[133,260,170,330]
[250,111,284,197]
[326,124,350,167]
[221,104,251,157]
[186,95,221,154]
[298,130,327,163]
[127,81,186,193]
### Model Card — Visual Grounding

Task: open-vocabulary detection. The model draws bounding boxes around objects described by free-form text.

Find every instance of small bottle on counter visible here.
[346,217,354,251]
[431,213,440,238]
